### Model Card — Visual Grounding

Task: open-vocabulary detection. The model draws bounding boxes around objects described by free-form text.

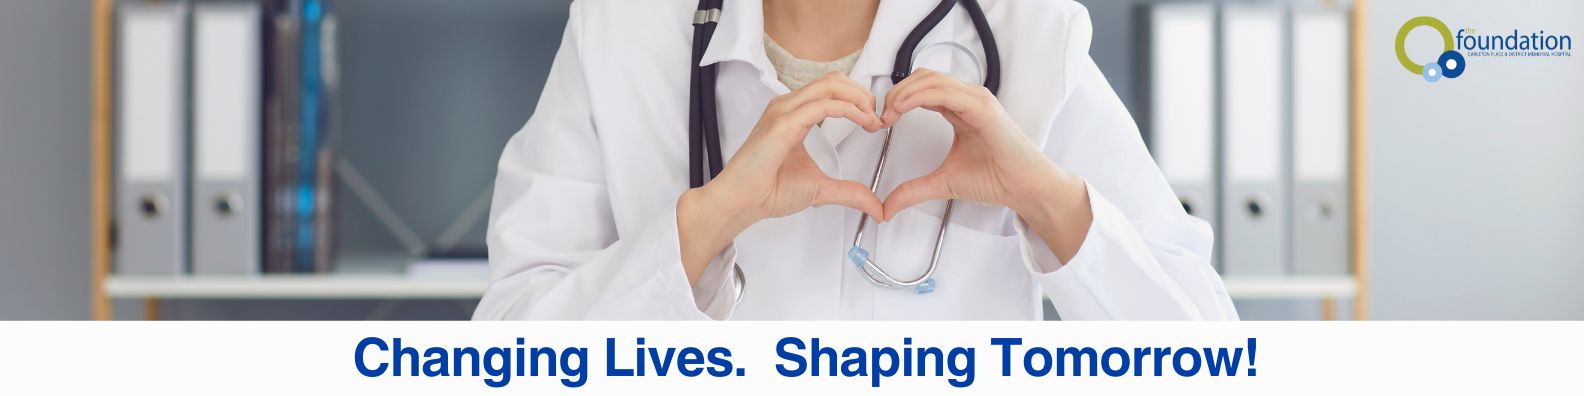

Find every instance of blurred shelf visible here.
[104,253,490,300]
[104,274,488,300]
[1222,275,1358,300]
[105,273,1354,301]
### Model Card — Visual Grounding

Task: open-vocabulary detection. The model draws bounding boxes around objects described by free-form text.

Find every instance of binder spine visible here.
[264,0,301,273]
[192,2,264,275]
[1290,9,1352,276]
[292,0,339,273]
[1219,5,1290,276]
[1144,4,1221,270]
[115,1,193,275]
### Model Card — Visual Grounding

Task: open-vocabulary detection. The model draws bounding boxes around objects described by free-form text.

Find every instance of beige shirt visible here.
[763,34,862,91]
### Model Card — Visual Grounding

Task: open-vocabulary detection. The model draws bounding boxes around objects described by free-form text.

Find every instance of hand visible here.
[878,69,1092,261]
[677,73,886,285]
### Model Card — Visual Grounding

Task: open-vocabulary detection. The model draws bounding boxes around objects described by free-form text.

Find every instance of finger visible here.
[882,171,952,221]
[887,88,985,128]
[813,178,885,222]
[768,77,846,114]
[784,74,879,125]
[823,72,880,116]
[833,78,885,133]
[768,73,883,134]
[882,69,967,123]
[901,68,993,100]
[780,99,884,141]
[880,68,934,120]
[789,76,872,113]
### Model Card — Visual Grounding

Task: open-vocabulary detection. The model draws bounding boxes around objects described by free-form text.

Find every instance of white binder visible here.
[1219,6,1289,276]
[1290,9,1350,276]
[1146,4,1219,269]
[116,2,191,275]
[192,2,263,275]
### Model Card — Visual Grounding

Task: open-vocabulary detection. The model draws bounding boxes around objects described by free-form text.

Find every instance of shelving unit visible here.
[1346,0,1371,320]
[104,274,487,300]
[102,274,1355,301]
[1223,275,1357,300]
[88,0,1373,320]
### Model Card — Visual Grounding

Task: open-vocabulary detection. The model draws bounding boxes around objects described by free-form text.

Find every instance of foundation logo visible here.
[1396,16,1573,82]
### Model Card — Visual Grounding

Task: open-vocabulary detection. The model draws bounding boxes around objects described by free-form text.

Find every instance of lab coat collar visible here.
[696,0,767,73]
[698,1,959,148]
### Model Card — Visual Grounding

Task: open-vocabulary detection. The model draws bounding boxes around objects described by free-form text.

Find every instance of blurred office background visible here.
[0,0,1580,320]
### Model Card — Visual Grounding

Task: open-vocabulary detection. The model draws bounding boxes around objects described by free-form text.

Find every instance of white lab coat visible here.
[473,0,1237,321]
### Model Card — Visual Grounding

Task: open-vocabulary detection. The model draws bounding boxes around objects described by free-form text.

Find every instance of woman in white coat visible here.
[473,0,1237,320]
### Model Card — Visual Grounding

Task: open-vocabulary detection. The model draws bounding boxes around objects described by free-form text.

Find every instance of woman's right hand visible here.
[677,72,885,285]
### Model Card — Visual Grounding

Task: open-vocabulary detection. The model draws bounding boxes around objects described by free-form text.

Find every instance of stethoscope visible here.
[689,0,1001,301]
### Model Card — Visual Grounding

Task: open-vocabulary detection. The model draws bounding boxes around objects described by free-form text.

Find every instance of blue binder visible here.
[295,0,328,272]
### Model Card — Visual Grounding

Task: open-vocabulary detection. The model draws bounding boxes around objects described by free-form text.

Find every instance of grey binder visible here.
[1290,9,1350,276]
[1218,6,1289,276]
[1145,4,1220,269]
[116,2,190,275]
[192,2,263,275]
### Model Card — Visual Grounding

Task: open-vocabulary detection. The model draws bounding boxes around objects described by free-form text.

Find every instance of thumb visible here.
[813,178,884,221]
[883,171,951,221]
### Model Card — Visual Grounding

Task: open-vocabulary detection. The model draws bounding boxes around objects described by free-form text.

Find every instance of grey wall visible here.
[1365,0,1584,319]
[0,0,92,320]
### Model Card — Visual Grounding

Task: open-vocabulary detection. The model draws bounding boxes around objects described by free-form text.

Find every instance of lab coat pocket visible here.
[869,207,1040,320]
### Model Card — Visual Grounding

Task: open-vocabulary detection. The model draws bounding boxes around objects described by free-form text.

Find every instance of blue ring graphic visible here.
[1438,50,1466,79]
[1422,62,1443,82]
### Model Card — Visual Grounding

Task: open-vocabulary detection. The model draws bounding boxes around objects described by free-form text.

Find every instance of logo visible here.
[1396,16,1573,83]
[1396,17,1465,82]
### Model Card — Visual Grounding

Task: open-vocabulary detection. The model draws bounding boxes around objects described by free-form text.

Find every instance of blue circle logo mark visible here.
[1396,16,1467,82]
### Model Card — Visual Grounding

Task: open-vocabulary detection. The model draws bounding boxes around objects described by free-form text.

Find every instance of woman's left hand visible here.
[877,68,1092,261]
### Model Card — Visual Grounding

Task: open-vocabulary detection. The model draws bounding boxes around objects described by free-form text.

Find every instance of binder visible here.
[315,1,342,274]
[263,0,300,273]
[192,2,263,275]
[259,0,339,273]
[296,0,338,273]
[115,2,190,275]
[1144,4,1219,268]
[1290,9,1350,275]
[1219,6,1289,276]
[294,0,325,273]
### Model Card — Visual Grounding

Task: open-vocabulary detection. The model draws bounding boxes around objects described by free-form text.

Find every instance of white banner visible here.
[0,321,1576,394]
